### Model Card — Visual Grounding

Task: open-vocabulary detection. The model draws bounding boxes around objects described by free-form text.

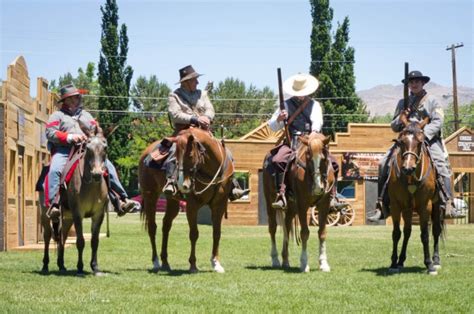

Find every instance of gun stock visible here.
[403,62,409,111]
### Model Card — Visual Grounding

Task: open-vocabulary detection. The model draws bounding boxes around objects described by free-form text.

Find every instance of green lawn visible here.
[1,214,473,313]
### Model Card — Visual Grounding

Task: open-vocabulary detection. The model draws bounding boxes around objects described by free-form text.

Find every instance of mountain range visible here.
[357,82,474,116]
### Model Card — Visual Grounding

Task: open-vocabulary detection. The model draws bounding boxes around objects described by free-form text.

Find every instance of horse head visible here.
[298,132,331,195]
[396,117,429,176]
[176,128,207,194]
[80,122,108,182]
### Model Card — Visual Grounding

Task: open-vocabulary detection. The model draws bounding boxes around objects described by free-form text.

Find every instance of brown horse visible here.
[388,117,443,275]
[139,127,233,273]
[42,125,109,276]
[263,132,333,272]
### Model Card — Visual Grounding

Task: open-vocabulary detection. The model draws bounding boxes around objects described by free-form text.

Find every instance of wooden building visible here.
[0,56,55,251]
[225,123,473,226]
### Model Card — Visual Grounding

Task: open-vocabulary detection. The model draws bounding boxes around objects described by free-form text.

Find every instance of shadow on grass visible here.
[146,268,214,276]
[245,265,301,273]
[31,269,120,277]
[360,266,427,276]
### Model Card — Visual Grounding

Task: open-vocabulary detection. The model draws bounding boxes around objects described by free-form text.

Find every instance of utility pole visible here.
[446,43,464,131]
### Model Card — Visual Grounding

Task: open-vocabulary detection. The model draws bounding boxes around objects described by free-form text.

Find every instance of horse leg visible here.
[90,212,105,276]
[398,210,413,268]
[420,218,437,275]
[389,209,402,272]
[144,191,160,272]
[298,209,310,273]
[209,202,226,273]
[57,218,73,273]
[41,209,51,274]
[73,213,86,275]
[281,212,291,269]
[318,206,330,272]
[432,203,442,270]
[186,205,199,273]
[268,208,280,268]
[160,197,180,272]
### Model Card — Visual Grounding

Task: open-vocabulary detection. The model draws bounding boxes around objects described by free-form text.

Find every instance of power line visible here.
[83,94,360,101]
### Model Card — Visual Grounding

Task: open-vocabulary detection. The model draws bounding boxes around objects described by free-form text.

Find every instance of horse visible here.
[387,116,443,275]
[263,132,334,272]
[139,127,233,273]
[41,124,109,276]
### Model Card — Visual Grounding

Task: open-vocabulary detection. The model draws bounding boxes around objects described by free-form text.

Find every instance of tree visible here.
[131,75,170,112]
[309,0,368,136]
[211,77,276,138]
[443,101,474,136]
[97,0,134,187]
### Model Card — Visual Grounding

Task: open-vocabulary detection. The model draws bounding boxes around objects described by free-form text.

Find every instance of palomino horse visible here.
[263,132,334,272]
[42,125,109,276]
[139,127,233,273]
[387,116,443,275]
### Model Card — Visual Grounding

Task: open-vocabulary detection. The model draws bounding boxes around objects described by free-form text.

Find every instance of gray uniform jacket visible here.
[45,108,97,150]
[386,92,450,177]
[168,88,215,128]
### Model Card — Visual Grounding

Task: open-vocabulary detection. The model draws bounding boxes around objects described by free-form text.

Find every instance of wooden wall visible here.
[0,56,53,251]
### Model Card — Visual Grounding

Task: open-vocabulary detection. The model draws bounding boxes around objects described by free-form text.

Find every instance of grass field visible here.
[1,214,473,313]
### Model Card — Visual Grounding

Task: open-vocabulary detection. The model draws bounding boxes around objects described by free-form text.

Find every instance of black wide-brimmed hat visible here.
[176,65,203,84]
[401,70,430,84]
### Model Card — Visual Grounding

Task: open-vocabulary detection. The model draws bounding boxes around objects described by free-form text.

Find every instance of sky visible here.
[0,0,473,98]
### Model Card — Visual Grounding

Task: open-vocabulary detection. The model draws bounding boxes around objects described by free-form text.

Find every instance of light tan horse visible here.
[388,117,443,275]
[263,132,334,272]
[139,127,233,273]
[44,125,109,276]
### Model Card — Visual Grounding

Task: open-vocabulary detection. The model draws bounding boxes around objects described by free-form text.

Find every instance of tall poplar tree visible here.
[98,0,133,166]
[309,0,367,136]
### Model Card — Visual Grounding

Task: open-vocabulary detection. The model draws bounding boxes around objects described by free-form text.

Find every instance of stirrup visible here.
[163,180,178,196]
[271,194,287,210]
[47,204,61,222]
[229,188,250,201]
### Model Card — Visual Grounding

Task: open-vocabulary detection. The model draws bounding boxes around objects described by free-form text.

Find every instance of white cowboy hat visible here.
[283,73,319,97]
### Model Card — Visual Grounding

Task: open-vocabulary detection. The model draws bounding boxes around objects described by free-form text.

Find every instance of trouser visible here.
[45,146,128,206]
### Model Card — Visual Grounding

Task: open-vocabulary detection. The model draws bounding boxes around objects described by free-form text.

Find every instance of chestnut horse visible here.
[139,127,233,273]
[263,132,334,272]
[387,117,443,275]
[41,125,109,276]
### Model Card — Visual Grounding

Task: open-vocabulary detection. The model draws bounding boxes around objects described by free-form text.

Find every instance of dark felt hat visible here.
[402,70,430,84]
[176,65,203,84]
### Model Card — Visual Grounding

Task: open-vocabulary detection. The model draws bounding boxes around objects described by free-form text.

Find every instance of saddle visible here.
[144,138,174,169]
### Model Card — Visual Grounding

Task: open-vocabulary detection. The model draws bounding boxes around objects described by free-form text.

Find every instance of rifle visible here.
[277,68,291,146]
[403,62,409,111]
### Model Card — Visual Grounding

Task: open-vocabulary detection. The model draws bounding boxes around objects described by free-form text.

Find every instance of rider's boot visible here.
[271,173,287,210]
[228,178,250,201]
[329,169,346,210]
[368,169,390,222]
[441,175,466,219]
[163,160,178,196]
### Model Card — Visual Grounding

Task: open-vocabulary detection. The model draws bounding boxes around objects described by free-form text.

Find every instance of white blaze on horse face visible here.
[312,154,323,194]
[89,137,105,177]
[403,134,416,170]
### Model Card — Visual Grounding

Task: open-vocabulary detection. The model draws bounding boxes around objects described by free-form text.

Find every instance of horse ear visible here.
[418,117,430,129]
[323,136,331,146]
[103,124,119,138]
[400,111,409,127]
[299,135,308,145]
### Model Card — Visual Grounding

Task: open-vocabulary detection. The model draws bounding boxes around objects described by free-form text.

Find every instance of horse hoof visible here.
[161,264,172,272]
[428,269,438,276]
[76,272,86,277]
[301,265,310,273]
[433,264,442,270]
[59,267,67,274]
[282,262,290,269]
[319,265,331,272]
[189,267,199,274]
[388,267,400,274]
[271,260,281,268]
[211,259,225,273]
[40,267,49,274]
[94,271,106,277]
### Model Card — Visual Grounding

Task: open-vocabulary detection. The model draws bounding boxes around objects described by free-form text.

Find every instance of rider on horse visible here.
[267,73,344,211]
[368,70,465,221]
[158,65,249,200]
[44,84,140,221]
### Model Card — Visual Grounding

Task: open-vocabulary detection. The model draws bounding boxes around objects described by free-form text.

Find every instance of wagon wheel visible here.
[337,204,355,226]
[311,206,341,227]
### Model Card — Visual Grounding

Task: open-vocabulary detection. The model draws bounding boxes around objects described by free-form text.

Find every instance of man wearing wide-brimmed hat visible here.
[160,65,249,200]
[368,70,465,221]
[44,84,139,220]
[266,73,343,210]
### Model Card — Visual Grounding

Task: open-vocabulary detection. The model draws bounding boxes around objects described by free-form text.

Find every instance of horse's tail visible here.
[139,196,148,231]
[276,210,295,242]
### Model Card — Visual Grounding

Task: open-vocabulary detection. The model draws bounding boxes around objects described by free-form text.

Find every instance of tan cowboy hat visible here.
[58,84,81,103]
[176,65,203,84]
[283,73,319,97]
